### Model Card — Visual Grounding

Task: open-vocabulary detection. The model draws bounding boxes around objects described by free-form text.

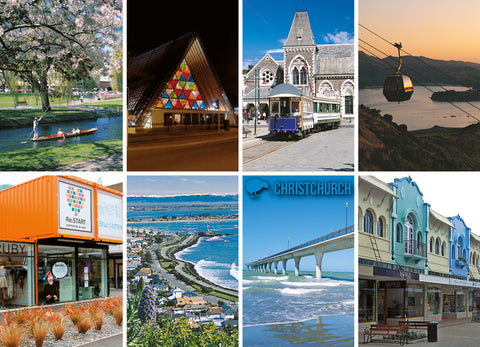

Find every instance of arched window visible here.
[300,67,307,85]
[396,224,402,243]
[430,237,434,253]
[364,210,373,234]
[451,245,456,260]
[441,242,446,256]
[377,218,384,237]
[457,238,463,260]
[405,215,414,254]
[435,238,440,255]
[292,67,299,85]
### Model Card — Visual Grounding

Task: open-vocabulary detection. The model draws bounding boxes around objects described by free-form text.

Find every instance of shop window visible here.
[405,285,423,317]
[364,210,374,234]
[359,279,376,323]
[427,287,441,315]
[38,245,76,304]
[386,287,404,318]
[0,242,35,308]
[456,292,466,313]
[78,248,107,300]
[377,218,384,237]
[164,113,173,126]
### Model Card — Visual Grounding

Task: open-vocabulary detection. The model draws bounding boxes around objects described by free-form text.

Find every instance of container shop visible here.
[0,175,122,307]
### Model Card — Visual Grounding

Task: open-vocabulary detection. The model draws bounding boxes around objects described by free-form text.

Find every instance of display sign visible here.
[373,266,420,281]
[52,262,68,279]
[58,181,92,232]
[97,191,122,239]
[0,242,33,256]
[379,280,407,289]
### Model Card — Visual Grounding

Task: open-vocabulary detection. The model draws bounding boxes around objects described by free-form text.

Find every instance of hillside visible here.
[359,51,480,89]
[359,105,480,171]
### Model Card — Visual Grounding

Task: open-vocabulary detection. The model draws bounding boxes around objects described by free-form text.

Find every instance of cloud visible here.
[243,58,258,69]
[323,31,354,44]
[278,38,287,45]
[266,48,284,54]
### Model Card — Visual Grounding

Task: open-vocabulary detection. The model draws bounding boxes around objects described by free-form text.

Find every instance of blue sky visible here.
[127,175,238,196]
[243,0,354,69]
[243,176,354,272]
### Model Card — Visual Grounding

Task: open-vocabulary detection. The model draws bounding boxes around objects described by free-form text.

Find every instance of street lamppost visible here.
[346,202,348,229]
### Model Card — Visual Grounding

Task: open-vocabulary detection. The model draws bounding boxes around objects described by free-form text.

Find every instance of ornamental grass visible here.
[76,314,93,334]
[0,324,24,347]
[51,321,66,340]
[32,322,49,347]
[112,307,123,326]
[93,310,105,331]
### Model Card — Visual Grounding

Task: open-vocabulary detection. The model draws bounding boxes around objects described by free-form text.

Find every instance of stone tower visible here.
[283,11,316,92]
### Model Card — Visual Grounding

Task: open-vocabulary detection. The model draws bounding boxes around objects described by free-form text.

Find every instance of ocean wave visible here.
[252,275,289,281]
[279,287,323,295]
[205,236,224,242]
[281,280,352,288]
[195,259,238,290]
[229,263,239,281]
[243,313,352,328]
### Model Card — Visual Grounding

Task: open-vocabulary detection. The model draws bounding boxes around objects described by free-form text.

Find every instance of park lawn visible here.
[0,108,94,120]
[0,139,122,170]
[88,99,122,108]
[0,93,79,107]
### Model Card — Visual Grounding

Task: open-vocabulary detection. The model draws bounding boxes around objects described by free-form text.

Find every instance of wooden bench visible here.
[243,125,252,138]
[398,320,429,329]
[364,324,407,345]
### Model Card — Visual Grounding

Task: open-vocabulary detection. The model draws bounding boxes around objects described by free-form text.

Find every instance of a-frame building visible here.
[128,32,233,130]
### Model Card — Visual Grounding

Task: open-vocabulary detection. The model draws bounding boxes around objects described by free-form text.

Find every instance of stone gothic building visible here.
[243,11,354,119]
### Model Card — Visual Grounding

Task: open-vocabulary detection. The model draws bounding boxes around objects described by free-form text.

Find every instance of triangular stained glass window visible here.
[154,60,204,110]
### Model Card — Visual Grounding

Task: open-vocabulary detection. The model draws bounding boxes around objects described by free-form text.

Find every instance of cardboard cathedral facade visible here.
[128,32,234,130]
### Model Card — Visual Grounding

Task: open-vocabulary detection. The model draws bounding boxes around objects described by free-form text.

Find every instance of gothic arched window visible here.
[300,67,307,85]
[292,67,299,85]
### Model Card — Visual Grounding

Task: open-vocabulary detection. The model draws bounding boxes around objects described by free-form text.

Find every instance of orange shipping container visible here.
[0,175,122,244]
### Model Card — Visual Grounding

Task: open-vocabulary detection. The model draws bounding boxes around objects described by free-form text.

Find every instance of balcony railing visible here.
[404,240,427,258]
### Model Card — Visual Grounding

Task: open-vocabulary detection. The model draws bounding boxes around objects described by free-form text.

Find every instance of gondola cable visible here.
[359,42,480,123]
[360,24,480,112]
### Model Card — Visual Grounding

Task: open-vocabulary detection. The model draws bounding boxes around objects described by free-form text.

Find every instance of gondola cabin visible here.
[383,73,414,102]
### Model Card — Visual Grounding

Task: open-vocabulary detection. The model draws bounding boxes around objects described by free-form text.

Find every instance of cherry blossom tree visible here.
[0,0,122,111]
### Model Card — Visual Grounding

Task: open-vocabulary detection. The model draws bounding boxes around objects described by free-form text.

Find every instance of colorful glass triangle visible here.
[154,59,204,110]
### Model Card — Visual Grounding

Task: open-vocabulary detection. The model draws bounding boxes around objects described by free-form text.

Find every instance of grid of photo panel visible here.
[1,0,480,346]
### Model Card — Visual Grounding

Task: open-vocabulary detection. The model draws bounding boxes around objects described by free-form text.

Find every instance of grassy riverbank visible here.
[0,108,101,128]
[0,139,122,170]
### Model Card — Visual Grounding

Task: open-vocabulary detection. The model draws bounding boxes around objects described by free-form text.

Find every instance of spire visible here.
[283,11,315,47]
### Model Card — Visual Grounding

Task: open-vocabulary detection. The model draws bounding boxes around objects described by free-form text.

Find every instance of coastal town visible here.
[127,226,238,343]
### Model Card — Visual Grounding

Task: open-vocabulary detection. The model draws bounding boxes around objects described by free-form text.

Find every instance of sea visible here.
[127,195,238,291]
[360,86,480,130]
[243,271,354,346]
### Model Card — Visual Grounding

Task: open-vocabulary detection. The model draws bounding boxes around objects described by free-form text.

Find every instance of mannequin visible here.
[0,266,10,300]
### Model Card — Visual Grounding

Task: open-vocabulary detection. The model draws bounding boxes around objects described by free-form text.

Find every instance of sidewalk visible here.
[360,319,480,346]
[77,333,123,347]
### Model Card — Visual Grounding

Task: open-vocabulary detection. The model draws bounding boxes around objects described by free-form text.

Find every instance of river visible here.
[360,86,480,130]
[0,115,122,152]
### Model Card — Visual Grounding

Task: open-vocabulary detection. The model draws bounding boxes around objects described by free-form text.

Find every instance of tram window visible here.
[291,101,299,113]
[271,102,279,113]
[313,102,318,113]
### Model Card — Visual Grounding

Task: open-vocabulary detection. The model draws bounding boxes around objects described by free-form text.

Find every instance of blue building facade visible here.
[390,177,429,273]
[448,215,470,279]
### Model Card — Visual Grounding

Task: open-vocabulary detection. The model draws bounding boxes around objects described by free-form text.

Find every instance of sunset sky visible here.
[359,0,480,64]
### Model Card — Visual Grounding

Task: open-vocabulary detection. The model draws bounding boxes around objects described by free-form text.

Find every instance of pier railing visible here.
[251,225,354,264]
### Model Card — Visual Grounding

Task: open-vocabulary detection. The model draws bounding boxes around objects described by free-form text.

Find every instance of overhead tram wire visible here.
[360,24,480,113]
[358,40,480,123]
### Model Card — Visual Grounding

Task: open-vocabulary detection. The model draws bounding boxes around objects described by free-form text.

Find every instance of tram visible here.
[268,83,340,139]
